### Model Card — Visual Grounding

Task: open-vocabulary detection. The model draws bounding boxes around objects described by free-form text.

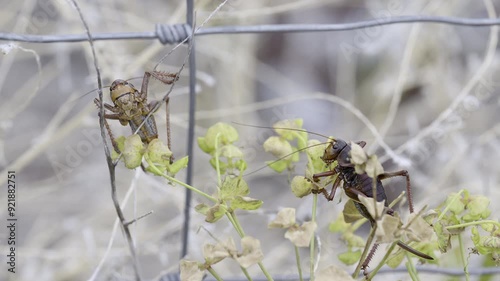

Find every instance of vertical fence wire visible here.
[181,0,195,259]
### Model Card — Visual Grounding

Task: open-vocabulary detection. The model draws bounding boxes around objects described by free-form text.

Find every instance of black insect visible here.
[311,138,433,267]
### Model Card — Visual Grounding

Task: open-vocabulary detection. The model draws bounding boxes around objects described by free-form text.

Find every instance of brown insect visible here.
[94,70,178,161]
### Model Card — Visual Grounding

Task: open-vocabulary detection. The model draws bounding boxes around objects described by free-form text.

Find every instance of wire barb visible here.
[155,23,192,45]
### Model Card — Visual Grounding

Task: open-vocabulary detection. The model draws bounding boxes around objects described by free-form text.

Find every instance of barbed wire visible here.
[1,15,500,45]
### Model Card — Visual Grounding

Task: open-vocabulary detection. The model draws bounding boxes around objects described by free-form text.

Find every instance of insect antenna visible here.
[243,141,331,177]
[233,122,331,140]
[68,85,112,104]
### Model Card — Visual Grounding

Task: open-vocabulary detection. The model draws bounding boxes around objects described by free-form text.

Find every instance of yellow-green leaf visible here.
[338,250,362,266]
[219,177,249,200]
[232,196,263,210]
[290,176,313,198]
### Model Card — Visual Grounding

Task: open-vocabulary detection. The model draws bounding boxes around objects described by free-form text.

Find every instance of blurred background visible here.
[1,0,500,280]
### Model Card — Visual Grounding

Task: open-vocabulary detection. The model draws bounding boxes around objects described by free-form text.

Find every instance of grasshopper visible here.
[94,70,178,161]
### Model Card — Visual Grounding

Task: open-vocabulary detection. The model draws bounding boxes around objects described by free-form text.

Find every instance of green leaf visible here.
[204,123,239,150]
[235,159,247,172]
[146,139,172,164]
[273,119,303,140]
[232,196,263,210]
[263,136,293,159]
[268,208,296,229]
[195,203,210,215]
[167,156,189,175]
[220,144,243,159]
[219,177,249,200]
[197,137,212,153]
[338,250,362,266]
[343,200,366,223]
[344,232,366,248]
[209,157,227,174]
[123,134,145,169]
[290,176,313,198]
[329,214,350,233]
[445,192,466,215]
[464,195,491,222]
[386,247,405,268]
[266,159,288,173]
[115,136,126,152]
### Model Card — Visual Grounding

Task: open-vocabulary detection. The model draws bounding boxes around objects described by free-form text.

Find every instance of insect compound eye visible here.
[333,144,338,150]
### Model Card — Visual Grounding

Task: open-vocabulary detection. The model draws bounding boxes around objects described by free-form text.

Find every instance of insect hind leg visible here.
[377,170,413,213]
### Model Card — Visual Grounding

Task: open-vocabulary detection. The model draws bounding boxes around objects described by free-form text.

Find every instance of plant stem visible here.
[226,210,273,281]
[207,266,224,281]
[295,246,303,281]
[214,133,222,189]
[366,241,397,280]
[458,233,470,281]
[437,189,464,221]
[227,211,245,237]
[352,224,376,278]
[145,156,217,203]
[446,220,500,229]
[240,266,253,281]
[309,194,318,281]
[405,252,420,281]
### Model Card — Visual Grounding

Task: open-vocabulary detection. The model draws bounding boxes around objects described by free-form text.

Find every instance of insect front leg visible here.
[377,170,413,213]
[314,175,342,201]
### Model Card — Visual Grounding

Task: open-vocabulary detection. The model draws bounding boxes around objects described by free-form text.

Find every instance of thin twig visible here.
[69,0,142,280]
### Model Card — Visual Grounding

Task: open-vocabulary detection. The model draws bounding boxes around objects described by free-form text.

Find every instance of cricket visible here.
[94,70,178,163]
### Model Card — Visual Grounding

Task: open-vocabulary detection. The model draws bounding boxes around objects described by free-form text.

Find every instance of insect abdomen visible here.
[129,115,158,143]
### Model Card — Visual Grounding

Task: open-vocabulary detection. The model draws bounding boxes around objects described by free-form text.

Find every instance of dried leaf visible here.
[179,260,204,281]
[316,265,355,281]
[365,155,384,178]
[285,221,317,247]
[358,195,385,221]
[205,204,227,223]
[268,208,296,229]
[349,141,367,165]
[405,213,434,242]
[203,238,233,265]
[234,236,264,268]
[376,213,402,243]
